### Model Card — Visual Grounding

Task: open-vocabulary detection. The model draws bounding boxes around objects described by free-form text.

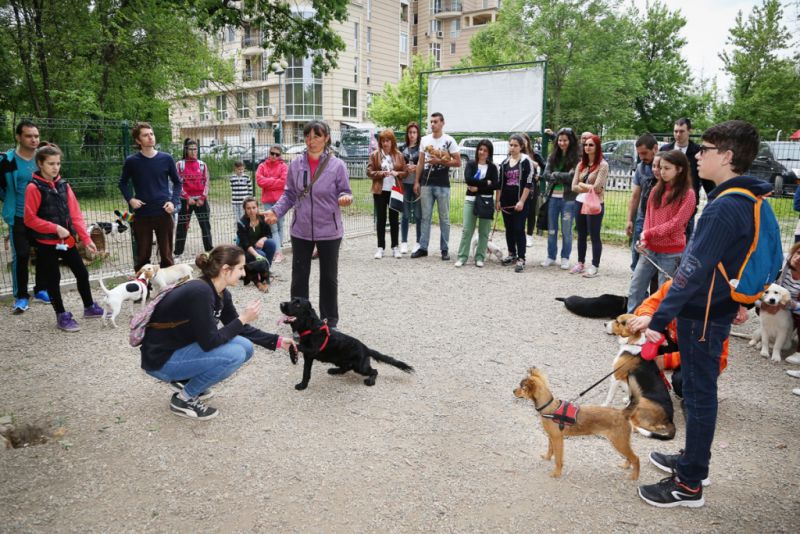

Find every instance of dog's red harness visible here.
[298,322,331,352]
[542,400,580,431]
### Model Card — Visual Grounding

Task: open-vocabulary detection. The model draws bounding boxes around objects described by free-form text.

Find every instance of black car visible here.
[748,142,798,196]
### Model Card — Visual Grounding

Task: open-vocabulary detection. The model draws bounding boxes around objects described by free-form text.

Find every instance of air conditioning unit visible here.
[436,31,444,38]
[266,105,275,116]
[424,31,430,37]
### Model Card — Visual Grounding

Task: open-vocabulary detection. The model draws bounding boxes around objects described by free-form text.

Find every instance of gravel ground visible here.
[2,228,799,533]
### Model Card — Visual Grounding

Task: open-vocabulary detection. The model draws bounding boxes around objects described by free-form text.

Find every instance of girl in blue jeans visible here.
[141,245,296,420]
[540,128,580,270]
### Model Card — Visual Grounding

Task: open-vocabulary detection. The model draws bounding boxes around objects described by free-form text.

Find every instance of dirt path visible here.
[2,230,799,532]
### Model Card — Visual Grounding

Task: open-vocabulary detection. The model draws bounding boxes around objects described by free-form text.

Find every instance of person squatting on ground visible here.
[570,134,609,278]
[540,128,580,270]
[140,245,297,420]
[264,120,352,329]
[497,134,534,273]
[236,197,277,292]
[455,139,499,267]
[638,119,768,508]
[118,122,182,271]
[256,144,288,263]
[23,143,104,332]
[174,138,213,259]
[626,134,659,272]
[627,150,696,312]
[412,112,461,261]
[368,129,407,259]
[1,120,50,313]
[229,160,252,223]
[400,121,422,254]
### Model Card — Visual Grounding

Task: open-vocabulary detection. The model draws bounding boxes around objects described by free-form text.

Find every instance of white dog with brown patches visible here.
[749,283,794,362]
[137,263,194,296]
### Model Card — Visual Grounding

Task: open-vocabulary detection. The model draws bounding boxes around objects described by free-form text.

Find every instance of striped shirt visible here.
[230,173,252,204]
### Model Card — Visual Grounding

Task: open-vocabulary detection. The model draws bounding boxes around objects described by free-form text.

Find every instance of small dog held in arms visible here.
[279,297,414,390]
[749,283,795,362]
[98,271,153,328]
[513,367,640,479]
[138,263,194,296]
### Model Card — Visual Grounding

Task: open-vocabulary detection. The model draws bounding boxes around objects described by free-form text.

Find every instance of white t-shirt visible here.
[380,152,395,191]
[420,133,458,187]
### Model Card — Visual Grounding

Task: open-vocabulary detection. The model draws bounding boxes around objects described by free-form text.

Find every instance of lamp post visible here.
[272,60,288,144]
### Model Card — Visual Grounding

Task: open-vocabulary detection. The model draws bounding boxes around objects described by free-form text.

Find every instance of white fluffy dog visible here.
[470,236,504,263]
[749,283,794,362]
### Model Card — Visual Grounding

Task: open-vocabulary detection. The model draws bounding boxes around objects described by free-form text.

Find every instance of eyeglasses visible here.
[697,145,719,155]
[270,152,281,157]
[583,143,595,147]
[187,147,198,151]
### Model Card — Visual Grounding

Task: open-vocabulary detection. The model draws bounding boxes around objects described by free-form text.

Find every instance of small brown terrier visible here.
[513,367,640,479]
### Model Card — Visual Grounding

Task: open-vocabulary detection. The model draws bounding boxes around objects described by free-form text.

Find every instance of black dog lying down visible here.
[279,297,415,390]
[556,294,628,319]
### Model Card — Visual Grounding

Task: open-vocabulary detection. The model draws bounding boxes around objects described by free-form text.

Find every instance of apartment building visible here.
[411,0,501,70]
[169,0,411,146]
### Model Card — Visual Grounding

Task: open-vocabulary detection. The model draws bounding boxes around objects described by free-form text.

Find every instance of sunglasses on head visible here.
[583,143,595,147]
[556,127,573,134]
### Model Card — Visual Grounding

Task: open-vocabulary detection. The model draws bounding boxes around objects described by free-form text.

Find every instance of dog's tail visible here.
[634,426,676,441]
[370,350,415,373]
[98,276,111,296]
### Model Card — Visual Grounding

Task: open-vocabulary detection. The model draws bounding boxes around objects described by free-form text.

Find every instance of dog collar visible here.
[131,277,148,288]
[298,322,331,352]
[535,396,554,412]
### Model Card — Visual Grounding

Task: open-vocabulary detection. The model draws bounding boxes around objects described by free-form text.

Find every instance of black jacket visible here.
[463,160,500,196]
[237,215,273,260]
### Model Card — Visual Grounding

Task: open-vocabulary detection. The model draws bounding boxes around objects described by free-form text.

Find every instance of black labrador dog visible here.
[555,294,628,319]
[279,297,414,390]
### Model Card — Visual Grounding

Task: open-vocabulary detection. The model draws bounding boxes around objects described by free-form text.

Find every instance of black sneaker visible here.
[501,255,517,266]
[638,475,704,508]
[410,249,428,258]
[169,393,218,420]
[649,450,710,486]
[169,380,215,401]
[441,250,450,261]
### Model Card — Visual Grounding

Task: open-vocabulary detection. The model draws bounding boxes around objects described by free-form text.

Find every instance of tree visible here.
[368,55,436,129]
[720,0,800,135]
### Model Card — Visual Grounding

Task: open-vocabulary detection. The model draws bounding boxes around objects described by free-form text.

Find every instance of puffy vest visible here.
[31,177,74,240]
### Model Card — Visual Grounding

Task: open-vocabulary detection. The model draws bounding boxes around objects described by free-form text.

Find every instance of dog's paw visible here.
[771,354,782,363]
[294,382,308,391]
[760,350,770,358]
[549,470,562,478]
[289,345,298,365]
[748,338,757,346]
[364,377,376,386]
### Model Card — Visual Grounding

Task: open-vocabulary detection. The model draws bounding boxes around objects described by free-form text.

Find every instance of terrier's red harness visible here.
[542,400,580,431]
[298,322,331,352]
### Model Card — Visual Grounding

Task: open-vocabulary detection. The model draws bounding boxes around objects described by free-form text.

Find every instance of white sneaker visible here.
[374,248,384,259]
[794,388,800,396]
[392,247,402,259]
[173,254,183,263]
[540,258,555,267]
[526,235,534,247]
[786,369,800,378]
[786,354,800,365]
[476,260,484,268]
[583,265,599,278]
[400,242,408,254]
[454,260,464,267]
[560,258,570,270]
[411,243,421,254]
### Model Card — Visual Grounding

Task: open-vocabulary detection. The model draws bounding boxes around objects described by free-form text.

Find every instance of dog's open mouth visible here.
[276,315,296,326]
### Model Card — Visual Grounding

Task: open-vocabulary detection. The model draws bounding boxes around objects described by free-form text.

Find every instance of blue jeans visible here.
[627,250,682,312]
[419,185,451,252]
[262,201,284,246]
[675,317,730,487]
[147,336,254,398]
[630,216,644,272]
[253,239,278,265]
[402,182,421,243]
[546,197,576,261]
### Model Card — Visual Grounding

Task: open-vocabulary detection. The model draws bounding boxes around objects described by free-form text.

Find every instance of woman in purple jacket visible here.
[265,121,352,328]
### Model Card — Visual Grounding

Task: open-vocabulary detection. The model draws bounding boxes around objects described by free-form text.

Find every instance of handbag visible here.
[536,198,549,234]
[473,194,494,219]
[580,188,602,215]
[389,185,404,213]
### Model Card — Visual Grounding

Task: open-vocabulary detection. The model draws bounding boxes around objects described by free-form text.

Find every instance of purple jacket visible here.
[272,151,352,241]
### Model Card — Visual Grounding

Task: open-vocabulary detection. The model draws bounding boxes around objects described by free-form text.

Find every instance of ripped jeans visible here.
[546,197,576,261]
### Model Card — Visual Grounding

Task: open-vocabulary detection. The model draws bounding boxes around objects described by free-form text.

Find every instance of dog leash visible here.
[637,248,674,281]
[567,358,638,404]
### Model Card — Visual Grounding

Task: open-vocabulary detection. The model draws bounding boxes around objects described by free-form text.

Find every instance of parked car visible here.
[749,142,798,196]
[605,139,637,174]
[202,144,248,161]
[602,140,621,160]
[340,127,377,160]
[242,144,288,166]
[767,141,800,185]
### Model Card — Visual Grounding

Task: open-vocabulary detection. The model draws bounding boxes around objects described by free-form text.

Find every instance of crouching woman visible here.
[140,245,296,420]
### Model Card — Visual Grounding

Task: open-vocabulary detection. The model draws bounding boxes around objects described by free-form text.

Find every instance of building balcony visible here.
[432,1,462,18]
[241,33,263,56]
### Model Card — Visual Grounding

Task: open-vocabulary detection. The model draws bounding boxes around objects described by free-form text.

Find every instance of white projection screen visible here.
[427,66,545,133]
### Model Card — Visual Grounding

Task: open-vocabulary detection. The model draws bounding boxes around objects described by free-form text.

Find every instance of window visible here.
[366,59,371,85]
[367,27,372,52]
[400,32,408,54]
[450,42,456,54]
[354,56,359,83]
[256,89,270,117]
[429,43,441,67]
[243,59,253,81]
[412,35,417,47]
[236,92,249,118]
[215,94,228,120]
[226,26,236,42]
[342,89,357,118]
[199,97,210,121]
[354,22,360,50]
[401,4,408,22]
[430,19,442,34]
[260,58,269,81]
[450,18,460,38]
[367,0,372,20]
[413,13,417,25]
[285,55,322,119]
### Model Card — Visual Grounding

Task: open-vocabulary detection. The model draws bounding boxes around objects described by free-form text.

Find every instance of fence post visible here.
[120,120,136,258]
[251,137,256,196]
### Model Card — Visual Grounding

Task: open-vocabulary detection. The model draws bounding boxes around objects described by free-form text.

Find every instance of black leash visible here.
[568,359,636,404]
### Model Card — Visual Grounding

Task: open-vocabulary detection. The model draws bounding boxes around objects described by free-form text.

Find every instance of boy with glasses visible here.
[256,145,288,263]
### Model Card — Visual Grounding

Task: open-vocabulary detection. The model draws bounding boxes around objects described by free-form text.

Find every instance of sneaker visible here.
[454,260,464,267]
[526,235,534,247]
[411,243,421,254]
[786,354,800,365]
[57,312,80,332]
[583,265,599,278]
[83,302,104,318]
[441,250,450,261]
[12,298,29,314]
[560,258,570,270]
[274,251,285,264]
[169,393,218,421]
[540,258,556,267]
[392,247,401,259]
[649,451,710,486]
[514,258,526,273]
[501,255,517,266]
[475,260,485,268]
[400,242,408,254]
[787,369,800,378]
[33,290,51,304]
[411,248,427,259]
[169,380,215,401]
[569,262,585,274]
[374,247,384,259]
[638,475,704,508]
[793,388,800,396]
[173,254,183,263]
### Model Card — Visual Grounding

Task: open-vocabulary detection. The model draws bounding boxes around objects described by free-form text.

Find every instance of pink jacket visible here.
[256,159,288,204]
